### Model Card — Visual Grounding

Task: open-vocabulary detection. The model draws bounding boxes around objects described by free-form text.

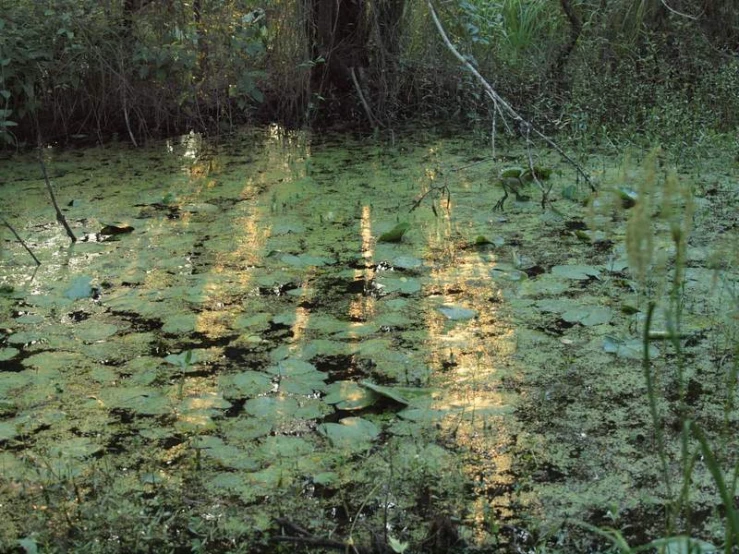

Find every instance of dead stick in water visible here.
[426,0,594,191]
[0,213,41,265]
[38,149,77,243]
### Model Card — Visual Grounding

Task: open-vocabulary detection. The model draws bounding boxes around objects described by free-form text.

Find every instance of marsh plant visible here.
[590,149,739,551]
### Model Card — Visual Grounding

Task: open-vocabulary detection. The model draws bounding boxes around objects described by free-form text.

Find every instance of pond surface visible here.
[0,127,737,552]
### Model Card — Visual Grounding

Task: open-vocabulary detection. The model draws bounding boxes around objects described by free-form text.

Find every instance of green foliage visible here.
[0,1,268,144]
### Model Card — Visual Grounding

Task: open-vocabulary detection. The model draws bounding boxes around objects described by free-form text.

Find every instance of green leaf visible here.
[17,538,38,554]
[222,371,273,398]
[438,304,477,320]
[267,359,327,395]
[389,536,409,553]
[324,381,379,410]
[360,381,410,406]
[317,417,380,451]
[551,264,602,280]
[165,350,196,368]
[561,306,613,326]
[378,222,410,243]
[646,536,718,554]
[64,275,93,299]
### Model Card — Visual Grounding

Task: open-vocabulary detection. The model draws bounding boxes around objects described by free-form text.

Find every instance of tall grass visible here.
[592,150,739,552]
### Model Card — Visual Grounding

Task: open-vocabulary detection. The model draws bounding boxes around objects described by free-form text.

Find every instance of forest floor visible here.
[0,126,737,553]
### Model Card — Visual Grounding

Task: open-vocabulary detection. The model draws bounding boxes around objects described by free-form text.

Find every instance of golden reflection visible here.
[289,306,311,344]
[422,211,518,537]
[348,205,377,321]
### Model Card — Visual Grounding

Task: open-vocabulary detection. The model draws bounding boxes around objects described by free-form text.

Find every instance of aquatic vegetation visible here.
[0,128,737,553]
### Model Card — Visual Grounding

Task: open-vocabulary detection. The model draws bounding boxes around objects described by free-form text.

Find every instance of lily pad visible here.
[233,312,272,331]
[245,396,299,420]
[48,437,103,460]
[378,276,421,295]
[64,276,94,300]
[438,305,477,321]
[393,256,423,270]
[281,253,331,267]
[221,371,273,399]
[195,436,259,470]
[73,322,119,342]
[378,222,410,243]
[324,381,379,410]
[266,359,328,395]
[561,306,613,326]
[360,381,410,406]
[98,386,171,416]
[0,347,19,361]
[0,421,19,442]
[165,350,196,369]
[161,313,198,334]
[551,265,602,280]
[603,336,660,359]
[317,417,380,451]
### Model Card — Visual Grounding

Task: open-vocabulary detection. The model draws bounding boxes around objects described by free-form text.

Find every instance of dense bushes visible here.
[0,0,737,146]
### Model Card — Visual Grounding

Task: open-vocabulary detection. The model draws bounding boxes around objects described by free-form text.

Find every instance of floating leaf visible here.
[99,386,170,416]
[379,276,421,295]
[561,306,613,326]
[0,421,18,442]
[616,186,638,208]
[233,312,272,330]
[222,371,273,399]
[535,299,571,314]
[551,265,602,280]
[603,336,660,359]
[399,407,448,422]
[438,304,477,321]
[162,313,198,334]
[281,253,330,267]
[317,417,380,450]
[194,436,259,470]
[324,381,379,410]
[0,347,19,361]
[245,396,299,420]
[649,536,718,554]
[393,256,423,269]
[272,311,297,326]
[360,381,410,406]
[165,350,196,368]
[255,435,314,460]
[65,276,93,300]
[267,359,327,395]
[49,437,103,460]
[378,222,410,243]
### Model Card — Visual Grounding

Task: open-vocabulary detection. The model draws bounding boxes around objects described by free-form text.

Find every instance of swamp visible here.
[1,1,738,553]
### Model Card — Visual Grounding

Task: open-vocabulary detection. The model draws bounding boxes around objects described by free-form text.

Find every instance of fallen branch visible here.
[272,518,369,554]
[410,171,451,214]
[0,213,41,265]
[426,0,594,192]
[351,67,382,130]
[38,149,77,243]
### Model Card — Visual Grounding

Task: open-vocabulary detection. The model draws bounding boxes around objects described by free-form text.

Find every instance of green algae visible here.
[0,128,737,552]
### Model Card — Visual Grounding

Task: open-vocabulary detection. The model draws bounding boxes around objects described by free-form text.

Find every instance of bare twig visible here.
[426,0,594,191]
[351,67,382,129]
[410,171,451,214]
[38,149,77,243]
[660,0,701,20]
[0,213,41,265]
[272,518,366,553]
